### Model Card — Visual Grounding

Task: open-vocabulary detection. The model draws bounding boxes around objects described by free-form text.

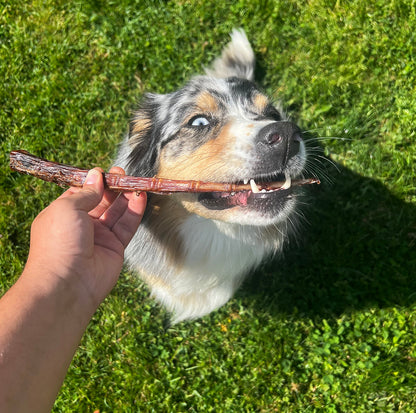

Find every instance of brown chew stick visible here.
[9,150,320,193]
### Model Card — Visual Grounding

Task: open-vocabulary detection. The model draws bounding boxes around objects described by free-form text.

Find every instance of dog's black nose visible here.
[257,121,301,164]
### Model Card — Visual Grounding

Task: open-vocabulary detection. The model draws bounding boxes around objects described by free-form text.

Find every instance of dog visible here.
[115,29,308,322]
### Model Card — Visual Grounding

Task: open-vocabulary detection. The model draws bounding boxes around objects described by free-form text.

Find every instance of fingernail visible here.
[84,169,100,186]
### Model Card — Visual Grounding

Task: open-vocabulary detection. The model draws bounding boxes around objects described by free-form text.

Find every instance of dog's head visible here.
[126,30,306,226]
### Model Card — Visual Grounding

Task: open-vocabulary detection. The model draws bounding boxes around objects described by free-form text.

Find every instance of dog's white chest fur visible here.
[125,211,283,322]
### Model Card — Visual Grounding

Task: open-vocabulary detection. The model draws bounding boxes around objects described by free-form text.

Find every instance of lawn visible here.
[1,0,416,411]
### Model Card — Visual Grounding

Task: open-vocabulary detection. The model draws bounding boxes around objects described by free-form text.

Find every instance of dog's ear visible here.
[205,29,255,81]
[127,93,162,177]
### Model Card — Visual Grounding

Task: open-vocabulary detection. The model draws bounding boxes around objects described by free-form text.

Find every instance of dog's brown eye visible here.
[189,116,210,127]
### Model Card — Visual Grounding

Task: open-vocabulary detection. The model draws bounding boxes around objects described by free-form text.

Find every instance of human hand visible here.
[23,167,147,312]
[0,167,146,412]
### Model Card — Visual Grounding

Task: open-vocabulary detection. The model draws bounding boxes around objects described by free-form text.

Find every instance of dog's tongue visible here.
[213,190,250,206]
[228,191,249,206]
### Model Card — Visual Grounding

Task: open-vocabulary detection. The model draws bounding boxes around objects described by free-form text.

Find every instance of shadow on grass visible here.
[241,163,416,318]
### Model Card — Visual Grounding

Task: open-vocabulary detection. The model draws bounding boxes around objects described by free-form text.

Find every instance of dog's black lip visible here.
[198,185,293,211]
[197,170,296,211]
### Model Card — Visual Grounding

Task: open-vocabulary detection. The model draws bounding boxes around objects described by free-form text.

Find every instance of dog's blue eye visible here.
[190,116,210,127]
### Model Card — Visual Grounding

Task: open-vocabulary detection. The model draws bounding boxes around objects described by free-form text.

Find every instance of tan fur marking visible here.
[179,196,237,221]
[253,93,269,112]
[195,91,219,113]
[157,123,240,181]
[129,117,151,146]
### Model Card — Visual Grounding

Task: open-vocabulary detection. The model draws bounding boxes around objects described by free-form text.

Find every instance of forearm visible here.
[0,169,145,412]
[0,268,97,413]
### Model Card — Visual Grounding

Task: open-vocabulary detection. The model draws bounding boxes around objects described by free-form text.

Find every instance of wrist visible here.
[19,262,99,324]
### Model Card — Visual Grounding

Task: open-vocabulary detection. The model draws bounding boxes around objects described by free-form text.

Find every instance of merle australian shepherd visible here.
[115,29,308,323]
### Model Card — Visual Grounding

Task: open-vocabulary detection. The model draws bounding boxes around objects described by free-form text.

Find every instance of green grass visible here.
[1,0,416,411]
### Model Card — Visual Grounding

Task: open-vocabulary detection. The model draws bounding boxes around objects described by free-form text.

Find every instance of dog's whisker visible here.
[304,134,351,142]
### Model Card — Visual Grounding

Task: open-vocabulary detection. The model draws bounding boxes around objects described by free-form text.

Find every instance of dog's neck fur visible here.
[125,195,286,322]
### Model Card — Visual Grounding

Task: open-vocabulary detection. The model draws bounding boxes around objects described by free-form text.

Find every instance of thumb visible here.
[70,168,105,212]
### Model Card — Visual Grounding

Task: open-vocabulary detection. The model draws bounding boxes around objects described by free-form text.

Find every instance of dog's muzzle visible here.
[198,121,305,215]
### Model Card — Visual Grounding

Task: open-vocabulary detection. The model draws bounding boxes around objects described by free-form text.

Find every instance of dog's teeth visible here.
[231,192,236,196]
[243,179,249,185]
[250,179,260,193]
[281,173,292,190]
[261,189,267,193]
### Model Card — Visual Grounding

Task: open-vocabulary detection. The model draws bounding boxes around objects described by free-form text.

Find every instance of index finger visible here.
[109,191,147,247]
[88,167,126,219]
